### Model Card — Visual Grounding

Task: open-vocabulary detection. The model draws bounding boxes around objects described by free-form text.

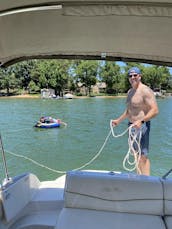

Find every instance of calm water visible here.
[0,97,172,181]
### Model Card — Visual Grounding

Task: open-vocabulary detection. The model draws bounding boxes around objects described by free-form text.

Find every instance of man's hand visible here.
[112,119,120,126]
[132,120,143,128]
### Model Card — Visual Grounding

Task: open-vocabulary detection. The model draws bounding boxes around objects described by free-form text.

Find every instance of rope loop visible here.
[110,120,142,174]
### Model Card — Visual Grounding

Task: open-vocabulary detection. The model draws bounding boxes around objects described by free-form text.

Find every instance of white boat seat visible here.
[0,173,65,229]
[64,170,163,215]
[163,178,172,215]
[55,170,165,229]
[9,210,61,229]
[165,217,172,229]
[9,178,65,229]
[162,178,172,229]
[57,208,166,229]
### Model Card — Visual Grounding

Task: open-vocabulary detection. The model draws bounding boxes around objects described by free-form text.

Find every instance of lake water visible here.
[0,96,172,181]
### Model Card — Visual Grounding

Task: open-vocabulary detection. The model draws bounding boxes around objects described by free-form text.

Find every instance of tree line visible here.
[0,59,172,96]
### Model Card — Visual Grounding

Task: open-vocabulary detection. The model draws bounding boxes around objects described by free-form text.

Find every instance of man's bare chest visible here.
[127,91,144,109]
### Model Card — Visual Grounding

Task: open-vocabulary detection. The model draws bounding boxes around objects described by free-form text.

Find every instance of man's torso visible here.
[127,84,151,122]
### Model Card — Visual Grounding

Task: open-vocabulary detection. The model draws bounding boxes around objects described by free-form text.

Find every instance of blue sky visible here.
[116,61,172,74]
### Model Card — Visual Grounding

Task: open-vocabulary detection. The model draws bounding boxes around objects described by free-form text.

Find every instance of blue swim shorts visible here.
[128,121,151,156]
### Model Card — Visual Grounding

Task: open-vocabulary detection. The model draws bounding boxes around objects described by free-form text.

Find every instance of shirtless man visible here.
[112,67,159,176]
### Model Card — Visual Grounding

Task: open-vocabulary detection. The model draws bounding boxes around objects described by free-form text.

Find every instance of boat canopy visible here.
[1,0,172,67]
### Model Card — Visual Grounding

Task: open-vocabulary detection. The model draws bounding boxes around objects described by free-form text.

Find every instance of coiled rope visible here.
[126,126,142,174]
[110,120,142,174]
[4,121,142,175]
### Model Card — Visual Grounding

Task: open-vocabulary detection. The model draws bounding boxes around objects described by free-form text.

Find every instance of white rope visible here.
[110,120,142,174]
[60,121,67,127]
[4,121,142,175]
[123,127,142,174]
[110,120,130,137]
[5,129,112,174]
[72,130,112,171]
[5,150,66,174]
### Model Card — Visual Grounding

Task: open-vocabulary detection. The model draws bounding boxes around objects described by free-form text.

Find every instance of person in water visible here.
[112,67,159,176]
[39,116,53,123]
[39,116,60,124]
[40,117,45,123]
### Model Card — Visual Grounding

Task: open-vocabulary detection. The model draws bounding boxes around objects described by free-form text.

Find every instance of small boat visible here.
[63,93,74,99]
[35,116,61,128]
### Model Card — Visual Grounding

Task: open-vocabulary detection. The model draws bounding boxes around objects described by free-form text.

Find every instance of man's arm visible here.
[112,109,128,126]
[142,87,159,122]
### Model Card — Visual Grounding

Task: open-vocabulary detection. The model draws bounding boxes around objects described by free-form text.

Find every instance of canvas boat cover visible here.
[1,0,172,67]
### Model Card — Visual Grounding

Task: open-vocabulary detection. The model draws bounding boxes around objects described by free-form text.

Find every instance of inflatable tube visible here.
[35,122,61,128]
[35,117,61,128]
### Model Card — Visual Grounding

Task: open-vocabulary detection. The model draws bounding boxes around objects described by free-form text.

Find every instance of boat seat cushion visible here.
[164,216,172,229]
[163,178,172,215]
[64,171,163,215]
[10,210,61,229]
[56,208,166,229]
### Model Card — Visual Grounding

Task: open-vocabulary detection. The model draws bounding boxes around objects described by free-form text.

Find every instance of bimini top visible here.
[1,0,172,67]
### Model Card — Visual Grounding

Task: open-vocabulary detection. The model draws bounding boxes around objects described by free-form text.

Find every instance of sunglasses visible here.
[128,74,138,78]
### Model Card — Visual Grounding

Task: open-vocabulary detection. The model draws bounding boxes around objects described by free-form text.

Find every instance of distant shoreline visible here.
[0,94,40,99]
[0,94,126,99]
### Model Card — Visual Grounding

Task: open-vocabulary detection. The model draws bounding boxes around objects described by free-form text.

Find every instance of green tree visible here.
[74,60,98,96]
[48,60,72,96]
[100,61,121,94]
[0,67,21,95]
[30,60,71,95]
[28,80,40,93]
[0,60,171,96]
[13,60,36,91]
[141,65,170,90]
